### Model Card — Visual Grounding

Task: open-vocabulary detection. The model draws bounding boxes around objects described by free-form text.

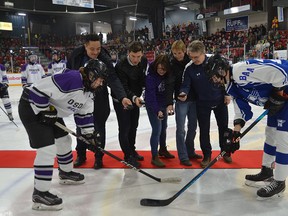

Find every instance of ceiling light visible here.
[4,1,14,7]
[129,17,137,21]
[17,13,26,16]
[179,6,188,10]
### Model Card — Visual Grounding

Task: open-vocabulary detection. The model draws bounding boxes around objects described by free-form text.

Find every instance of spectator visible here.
[67,34,131,169]
[166,40,201,167]
[112,41,147,168]
[145,54,174,167]
[179,40,231,168]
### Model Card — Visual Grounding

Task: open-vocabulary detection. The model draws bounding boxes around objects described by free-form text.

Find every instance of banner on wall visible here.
[52,0,94,9]
[196,11,218,20]
[226,16,248,32]
[7,73,21,86]
[0,22,13,31]
[277,7,284,22]
[148,23,154,40]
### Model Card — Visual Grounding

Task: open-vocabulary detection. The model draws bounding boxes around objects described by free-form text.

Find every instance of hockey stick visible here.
[0,105,18,128]
[140,110,268,206]
[55,122,181,183]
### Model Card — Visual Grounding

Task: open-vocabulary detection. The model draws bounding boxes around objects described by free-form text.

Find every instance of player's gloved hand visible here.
[223,128,241,154]
[264,89,288,116]
[22,84,30,88]
[0,83,8,90]
[82,131,101,152]
[38,109,58,126]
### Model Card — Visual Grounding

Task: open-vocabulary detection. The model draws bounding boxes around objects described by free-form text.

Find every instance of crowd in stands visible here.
[0,21,287,72]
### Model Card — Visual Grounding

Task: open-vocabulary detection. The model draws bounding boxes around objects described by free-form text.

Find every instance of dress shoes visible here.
[73,156,86,167]
[133,151,144,161]
[94,159,103,169]
[151,156,165,168]
[189,153,203,160]
[180,160,192,166]
[159,148,175,158]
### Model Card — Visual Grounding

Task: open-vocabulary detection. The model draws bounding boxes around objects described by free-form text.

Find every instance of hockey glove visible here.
[82,131,101,153]
[0,83,8,91]
[223,128,241,154]
[264,89,288,116]
[38,109,58,126]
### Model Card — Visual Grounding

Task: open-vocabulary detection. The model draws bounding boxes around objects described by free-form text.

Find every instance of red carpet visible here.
[0,150,262,169]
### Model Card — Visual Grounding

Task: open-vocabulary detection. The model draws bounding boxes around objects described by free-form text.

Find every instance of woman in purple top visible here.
[144,54,174,167]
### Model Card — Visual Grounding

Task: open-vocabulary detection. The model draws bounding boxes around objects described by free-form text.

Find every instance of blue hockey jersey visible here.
[227,59,288,121]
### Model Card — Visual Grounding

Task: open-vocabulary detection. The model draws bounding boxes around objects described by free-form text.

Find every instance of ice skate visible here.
[32,188,62,211]
[59,168,85,185]
[257,179,285,200]
[245,166,273,188]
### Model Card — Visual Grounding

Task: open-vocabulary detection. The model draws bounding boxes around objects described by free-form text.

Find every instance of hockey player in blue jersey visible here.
[206,54,288,200]
[18,59,108,211]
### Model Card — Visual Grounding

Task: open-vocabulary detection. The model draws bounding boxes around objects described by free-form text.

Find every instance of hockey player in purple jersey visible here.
[47,50,67,75]
[18,59,108,211]
[206,54,288,200]
[20,51,46,87]
[0,63,13,121]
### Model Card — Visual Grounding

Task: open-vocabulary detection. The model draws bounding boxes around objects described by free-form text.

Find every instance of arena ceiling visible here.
[0,0,202,16]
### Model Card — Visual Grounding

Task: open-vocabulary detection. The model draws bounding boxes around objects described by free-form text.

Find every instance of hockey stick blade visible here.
[55,122,181,184]
[140,152,224,207]
[159,177,182,183]
[140,110,268,207]
[140,196,174,207]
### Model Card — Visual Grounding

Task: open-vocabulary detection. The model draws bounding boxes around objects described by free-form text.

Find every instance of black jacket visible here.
[112,56,147,102]
[66,45,126,101]
[166,53,195,106]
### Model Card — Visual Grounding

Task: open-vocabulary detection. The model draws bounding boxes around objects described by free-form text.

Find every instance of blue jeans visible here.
[175,100,197,161]
[146,107,168,157]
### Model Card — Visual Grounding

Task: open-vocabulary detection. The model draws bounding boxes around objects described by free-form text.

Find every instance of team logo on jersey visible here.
[247,90,267,106]
[277,119,286,127]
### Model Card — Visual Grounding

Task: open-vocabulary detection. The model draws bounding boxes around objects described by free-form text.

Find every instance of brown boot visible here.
[200,155,211,168]
[159,147,175,159]
[151,156,165,168]
[223,153,232,163]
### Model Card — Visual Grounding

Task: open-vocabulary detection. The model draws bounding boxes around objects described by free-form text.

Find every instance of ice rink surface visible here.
[0,86,287,216]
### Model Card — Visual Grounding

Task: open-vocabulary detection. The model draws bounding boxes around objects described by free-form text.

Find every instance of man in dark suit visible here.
[67,34,131,169]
